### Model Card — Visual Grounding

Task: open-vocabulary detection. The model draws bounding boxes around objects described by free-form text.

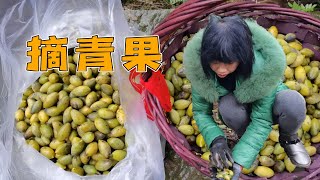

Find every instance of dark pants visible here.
[218,89,306,141]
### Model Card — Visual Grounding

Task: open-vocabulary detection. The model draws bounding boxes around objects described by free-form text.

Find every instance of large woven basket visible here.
[138,0,320,179]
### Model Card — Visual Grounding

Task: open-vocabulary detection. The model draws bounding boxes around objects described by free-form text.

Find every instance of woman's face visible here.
[210,61,239,78]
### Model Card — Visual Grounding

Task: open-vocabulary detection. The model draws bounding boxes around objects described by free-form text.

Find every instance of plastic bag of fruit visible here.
[0,0,164,179]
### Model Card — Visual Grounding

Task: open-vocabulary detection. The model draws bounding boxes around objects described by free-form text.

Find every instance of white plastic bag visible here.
[0,0,164,179]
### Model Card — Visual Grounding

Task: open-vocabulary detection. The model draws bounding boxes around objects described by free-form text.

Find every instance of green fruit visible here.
[43,92,59,108]
[196,134,205,148]
[32,81,42,92]
[284,66,294,79]
[96,75,111,85]
[286,52,297,65]
[95,159,113,171]
[289,41,303,51]
[171,60,181,69]
[94,118,110,134]
[166,80,175,96]
[310,61,320,68]
[70,98,84,109]
[15,109,25,121]
[92,153,106,161]
[31,123,41,137]
[285,81,300,91]
[273,143,285,155]
[284,156,296,173]
[165,67,175,81]
[49,139,64,150]
[83,165,97,175]
[290,54,305,67]
[306,94,320,105]
[179,116,191,126]
[70,75,83,87]
[295,66,307,83]
[106,119,120,129]
[47,83,63,94]
[28,140,40,151]
[63,107,72,123]
[172,74,183,91]
[169,109,180,125]
[57,154,72,166]
[90,101,108,111]
[175,52,184,62]
[71,140,85,156]
[310,118,319,136]
[107,138,124,150]
[254,166,274,178]
[111,150,127,161]
[71,109,86,125]
[40,124,53,139]
[79,106,93,116]
[268,26,278,37]
[40,82,53,93]
[260,145,274,156]
[101,84,114,96]
[45,106,62,116]
[85,92,98,107]
[269,130,279,142]
[108,126,126,138]
[259,156,275,167]
[112,91,120,105]
[285,33,296,42]
[175,91,190,100]
[300,48,314,57]
[176,64,186,77]
[78,121,96,133]
[83,78,96,89]
[178,125,194,136]
[57,123,71,141]
[39,76,49,84]
[308,67,319,80]
[71,86,91,97]
[307,105,316,115]
[305,146,317,156]
[174,99,191,110]
[98,108,115,119]
[82,69,93,79]
[31,100,43,114]
[82,132,95,143]
[274,160,285,173]
[57,96,70,111]
[85,142,98,157]
[98,140,111,158]
[71,167,84,176]
[40,147,55,159]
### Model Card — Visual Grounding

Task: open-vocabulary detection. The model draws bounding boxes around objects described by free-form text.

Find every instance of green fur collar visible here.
[184,19,286,103]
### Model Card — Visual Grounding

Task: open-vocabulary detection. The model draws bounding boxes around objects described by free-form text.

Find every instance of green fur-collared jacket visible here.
[183,19,288,169]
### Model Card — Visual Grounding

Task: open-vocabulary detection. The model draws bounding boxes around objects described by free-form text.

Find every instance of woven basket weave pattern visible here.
[146,0,320,178]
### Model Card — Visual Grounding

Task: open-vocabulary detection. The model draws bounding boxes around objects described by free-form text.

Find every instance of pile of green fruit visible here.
[166,25,319,179]
[15,53,127,176]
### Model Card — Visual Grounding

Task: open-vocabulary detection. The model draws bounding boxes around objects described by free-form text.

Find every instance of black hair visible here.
[200,15,254,79]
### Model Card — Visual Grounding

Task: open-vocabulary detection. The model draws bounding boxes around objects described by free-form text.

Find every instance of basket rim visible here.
[152,0,320,38]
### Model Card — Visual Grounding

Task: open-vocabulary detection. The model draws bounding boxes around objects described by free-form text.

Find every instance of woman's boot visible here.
[274,90,311,168]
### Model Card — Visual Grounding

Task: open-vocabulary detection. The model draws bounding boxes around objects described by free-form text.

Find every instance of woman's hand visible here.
[231,163,242,180]
[209,136,234,170]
